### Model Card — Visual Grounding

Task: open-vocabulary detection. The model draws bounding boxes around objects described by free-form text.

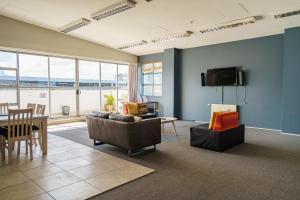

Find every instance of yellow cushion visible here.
[209,112,221,129]
[127,102,139,115]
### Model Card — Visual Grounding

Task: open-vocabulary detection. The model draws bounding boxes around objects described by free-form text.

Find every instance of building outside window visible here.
[142,62,162,96]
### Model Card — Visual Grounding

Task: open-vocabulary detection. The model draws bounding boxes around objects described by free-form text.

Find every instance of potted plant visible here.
[104,94,115,112]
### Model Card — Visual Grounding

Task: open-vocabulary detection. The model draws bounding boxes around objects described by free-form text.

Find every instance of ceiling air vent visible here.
[199,16,258,34]
[274,10,300,19]
[118,40,148,49]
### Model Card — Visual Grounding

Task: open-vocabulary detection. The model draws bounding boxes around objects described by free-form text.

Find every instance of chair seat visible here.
[0,126,31,139]
[32,125,39,131]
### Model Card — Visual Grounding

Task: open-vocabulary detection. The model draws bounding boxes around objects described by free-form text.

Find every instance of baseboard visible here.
[193,120,300,137]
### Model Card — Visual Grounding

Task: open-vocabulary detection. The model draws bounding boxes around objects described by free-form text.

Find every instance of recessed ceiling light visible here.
[91,0,136,21]
[199,16,258,34]
[151,31,194,43]
[274,9,300,19]
[59,18,91,33]
[118,40,148,49]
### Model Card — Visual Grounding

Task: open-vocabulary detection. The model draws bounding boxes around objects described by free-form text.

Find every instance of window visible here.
[79,60,100,114]
[101,63,117,112]
[142,62,162,96]
[0,51,17,104]
[0,49,130,117]
[19,54,49,114]
[117,64,129,112]
[49,57,76,117]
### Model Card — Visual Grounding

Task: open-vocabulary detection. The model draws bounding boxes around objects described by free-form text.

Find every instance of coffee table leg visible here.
[172,121,177,136]
[161,124,164,134]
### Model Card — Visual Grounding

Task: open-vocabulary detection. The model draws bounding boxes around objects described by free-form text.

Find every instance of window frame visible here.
[142,61,163,97]
[0,49,130,117]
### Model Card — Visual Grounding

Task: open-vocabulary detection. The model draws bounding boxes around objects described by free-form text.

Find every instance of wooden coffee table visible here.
[159,117,177,136]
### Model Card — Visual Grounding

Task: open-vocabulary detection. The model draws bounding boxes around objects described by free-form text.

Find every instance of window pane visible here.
[79,60,99,88]
[153,85,162,96]
[50,89,76,117]
[20,88,49,114]
[153,62,162,73]
[0,51,17,68]
[143,85,153,96]
[142,63,153,74]
[143,74,153,84]
[101,63,117,112]
[0,70,16,86]
[80,89,100,114]
[50,57,75,87]
[19,54,48,87]
[0,88,17,103]
[153,73,162,84]
[79,60,100,114]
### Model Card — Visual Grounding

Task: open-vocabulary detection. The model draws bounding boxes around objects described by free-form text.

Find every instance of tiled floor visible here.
[0,123,155,200]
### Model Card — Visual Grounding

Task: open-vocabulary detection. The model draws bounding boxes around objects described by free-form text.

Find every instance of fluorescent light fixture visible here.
[118,40,148,49]
[91,0,136,21]
[151,31,194,43]
[59,18,91,33]
[274,9,300,19]
[199,16,258,34]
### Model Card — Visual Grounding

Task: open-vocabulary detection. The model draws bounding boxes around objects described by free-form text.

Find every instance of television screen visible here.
[207,67,238,86]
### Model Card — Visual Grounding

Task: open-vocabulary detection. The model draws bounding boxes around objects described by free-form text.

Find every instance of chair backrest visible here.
[8,108,33,140]
[36,104,46,115]
[0,103,9,114]
[27,103,37,113]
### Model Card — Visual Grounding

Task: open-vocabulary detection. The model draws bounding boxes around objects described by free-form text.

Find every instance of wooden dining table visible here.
[0,114,48,155]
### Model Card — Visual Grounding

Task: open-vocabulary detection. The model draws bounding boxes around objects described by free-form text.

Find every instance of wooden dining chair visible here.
[27,103,37,113]
[33,104,46,147]
[0,103,9,115]
[0,108,33,164]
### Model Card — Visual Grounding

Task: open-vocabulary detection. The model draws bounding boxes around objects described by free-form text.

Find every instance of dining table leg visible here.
[41,118,48,155]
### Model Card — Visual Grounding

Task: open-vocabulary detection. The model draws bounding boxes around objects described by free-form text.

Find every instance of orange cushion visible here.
[123,103,129,115]
[213,112,238,131]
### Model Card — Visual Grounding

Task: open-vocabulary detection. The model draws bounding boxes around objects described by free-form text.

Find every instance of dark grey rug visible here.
[51,121,300,200]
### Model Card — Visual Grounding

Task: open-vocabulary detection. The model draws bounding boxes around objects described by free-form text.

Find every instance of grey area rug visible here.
[51,121,300,200]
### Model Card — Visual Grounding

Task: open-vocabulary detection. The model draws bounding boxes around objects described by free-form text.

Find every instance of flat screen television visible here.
[207,67,238,86]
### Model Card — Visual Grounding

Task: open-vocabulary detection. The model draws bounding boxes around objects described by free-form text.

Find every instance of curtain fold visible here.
[128,63,138,102]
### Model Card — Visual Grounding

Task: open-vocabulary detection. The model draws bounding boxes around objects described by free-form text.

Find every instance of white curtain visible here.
[128,63,138,102]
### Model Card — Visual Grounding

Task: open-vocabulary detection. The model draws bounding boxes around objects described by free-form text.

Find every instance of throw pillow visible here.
[109,114,135,122]
[134,116,142,122]
[138,103,148,115]
[127,102,139,115]
[123,103,129,115]
[208,112,217,129]
[213,112,238,131]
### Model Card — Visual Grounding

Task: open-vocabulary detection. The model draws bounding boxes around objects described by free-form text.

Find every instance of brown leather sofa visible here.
[86,115,161,156]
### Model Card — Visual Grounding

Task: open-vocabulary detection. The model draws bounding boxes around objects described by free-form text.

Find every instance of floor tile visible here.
[0,171,29,190]
[49,181,101,200]
[55,158,92,171]
[33,172,80,191]
[23,164,64,180]
[0,165,18,176]
[45,152,77,163]
[0,182,44,200]
[86,170,128,192]
[29,193,55,200]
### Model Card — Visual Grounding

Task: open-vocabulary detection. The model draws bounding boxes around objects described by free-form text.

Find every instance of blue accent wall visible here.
[180,35,283,130]
[138,27,300,134]
[282,27,300,134]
